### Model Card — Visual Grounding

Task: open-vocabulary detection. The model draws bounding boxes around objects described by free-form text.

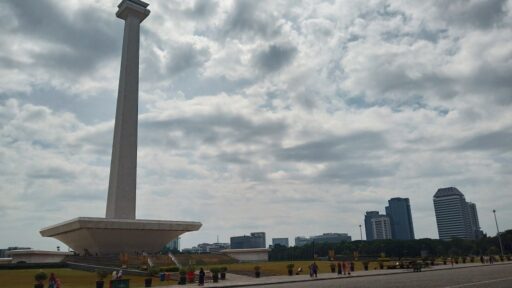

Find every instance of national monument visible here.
[40,0,201,255]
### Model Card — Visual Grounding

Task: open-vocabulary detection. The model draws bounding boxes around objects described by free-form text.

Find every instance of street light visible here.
[493,209,504,258]
[359,225,363,241]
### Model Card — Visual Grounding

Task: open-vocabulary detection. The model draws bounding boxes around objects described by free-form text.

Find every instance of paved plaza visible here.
[164,262,512,288]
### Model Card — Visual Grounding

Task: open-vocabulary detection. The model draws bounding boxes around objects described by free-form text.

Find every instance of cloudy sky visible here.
[1,0,511,250]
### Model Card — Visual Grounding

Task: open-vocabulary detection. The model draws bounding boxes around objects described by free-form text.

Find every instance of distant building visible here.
[272,238,289,247]
[166,238,180,251]
[364,211,380,241]
[467,202,483,239]
[385,197,415,240]
[230,232,266,249]
[433,187,476,240]
[311,233,352,243]
[294,233,351,246]
[294,236,310,247]
[197,242,230,253]
[182,242,230,253]
[0,247,31,258]
[371,216,392,240]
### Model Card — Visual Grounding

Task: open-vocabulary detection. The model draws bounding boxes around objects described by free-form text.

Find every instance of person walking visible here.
[48,273,57,288]
[337,261,342,275]
[342,261,348,275]
[308,264,313,278]
[312,262,318,278]
[198,267,205,286]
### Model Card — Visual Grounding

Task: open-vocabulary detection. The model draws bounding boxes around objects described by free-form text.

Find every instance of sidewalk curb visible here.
[198,262,512,288]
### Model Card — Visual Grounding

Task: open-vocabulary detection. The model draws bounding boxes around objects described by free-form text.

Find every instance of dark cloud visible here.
[433,0,507,29]
[464,64,512,105]
[222,0,281,39]
[255,44,298,73]
[166,43,211,76]
[27,165,76,181]
[184,0,218,19]
[457,130,512,152]
[4,0,120,74]
[140,112,288,146]
[276,131,387,163]
[318,161,397,183]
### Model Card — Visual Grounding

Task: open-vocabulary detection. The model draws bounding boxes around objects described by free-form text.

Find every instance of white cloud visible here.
[0,0,511,250]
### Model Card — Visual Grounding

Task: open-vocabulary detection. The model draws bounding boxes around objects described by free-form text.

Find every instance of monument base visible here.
[40,217,201,255]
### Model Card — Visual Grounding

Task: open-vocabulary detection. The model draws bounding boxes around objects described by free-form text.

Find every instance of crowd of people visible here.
[303,261,353,278]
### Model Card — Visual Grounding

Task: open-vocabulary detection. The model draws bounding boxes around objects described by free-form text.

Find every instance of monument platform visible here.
[40,217,201,255]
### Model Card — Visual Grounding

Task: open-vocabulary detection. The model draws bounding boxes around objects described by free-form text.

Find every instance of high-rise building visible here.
[230,232,266,249]
[467,202,483,239]
[371,216,392,240]
[433,187,474,240]
[364,211,380,241]
[294,236,310,247]
[311,233,352,243]
[272,238,289,247]
[166,237,180,251]
[293,233,351,246]
[385,197,415,240]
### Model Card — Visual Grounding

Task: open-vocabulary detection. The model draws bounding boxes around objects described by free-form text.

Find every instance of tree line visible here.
[269,230,512,261]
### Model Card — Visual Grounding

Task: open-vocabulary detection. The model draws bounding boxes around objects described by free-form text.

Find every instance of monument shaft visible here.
[40,1,202,255]
[106,0,150,219]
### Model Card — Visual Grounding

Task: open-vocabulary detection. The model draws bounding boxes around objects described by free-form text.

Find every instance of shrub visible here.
[165,266,180,272]
[96,270,109,281]
[149,266,160,276]
[34,272,48,283]
[210,267,220,274]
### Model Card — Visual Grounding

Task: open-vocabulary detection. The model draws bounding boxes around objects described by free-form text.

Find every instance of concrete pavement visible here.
[161,261,512,288]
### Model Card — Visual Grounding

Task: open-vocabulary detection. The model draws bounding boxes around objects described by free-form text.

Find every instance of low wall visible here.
[7,250,73,264]
[221,248,269,262]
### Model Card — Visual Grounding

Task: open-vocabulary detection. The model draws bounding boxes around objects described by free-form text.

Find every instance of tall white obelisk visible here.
[106,0,150,219]
[40,0,201,255]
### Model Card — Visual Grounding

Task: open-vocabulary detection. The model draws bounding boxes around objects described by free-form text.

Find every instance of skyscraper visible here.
[371,216,392,240]
[364,211,380,241]
[385,197,415,240]
[230,232,266,249]
[433,187,474,240]
[467,202,483,239]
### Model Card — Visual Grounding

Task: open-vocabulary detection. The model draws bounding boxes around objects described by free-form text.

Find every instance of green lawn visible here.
[219,260,383,276]
[0,268,176,288]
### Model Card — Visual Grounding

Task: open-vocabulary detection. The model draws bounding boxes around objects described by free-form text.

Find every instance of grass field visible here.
[0,268,176,288]
[216,260,383,277]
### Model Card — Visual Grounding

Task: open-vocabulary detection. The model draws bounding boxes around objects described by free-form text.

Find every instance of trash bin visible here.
[110,279,130,288]
[160,273,165,281]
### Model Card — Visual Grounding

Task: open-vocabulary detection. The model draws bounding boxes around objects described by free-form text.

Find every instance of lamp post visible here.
[493,209,504,258]
[359,224,363,241]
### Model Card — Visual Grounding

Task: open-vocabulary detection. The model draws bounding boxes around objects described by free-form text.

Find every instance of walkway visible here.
[162,261,512,288]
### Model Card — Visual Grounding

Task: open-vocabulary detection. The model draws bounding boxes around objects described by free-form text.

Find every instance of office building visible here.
[294,236,310,247]
[272,238,289,247]
[294,233,351,246]
[385,197,415,240]
[364,211,380,241]
[230,232,266,249]
[311,233,352,243]
[371,216,392,240]
[166,238,180,251]
[433,187,475,240]
[467,202,483,239]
